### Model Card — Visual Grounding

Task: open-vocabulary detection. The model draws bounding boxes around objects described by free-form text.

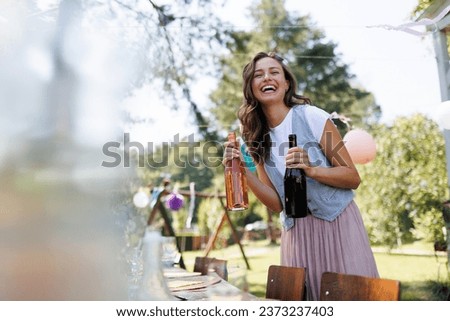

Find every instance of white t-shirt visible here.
[269,106,330,175]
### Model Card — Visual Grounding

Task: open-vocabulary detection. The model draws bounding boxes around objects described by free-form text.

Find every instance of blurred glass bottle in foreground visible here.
[224,132,248,211]
[0,1,135,299]
[284,134,308,218]
[137,227,174,300]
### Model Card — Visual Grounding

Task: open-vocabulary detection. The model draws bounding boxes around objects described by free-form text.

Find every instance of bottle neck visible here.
[288,134,297,148]
[228,132,237,145]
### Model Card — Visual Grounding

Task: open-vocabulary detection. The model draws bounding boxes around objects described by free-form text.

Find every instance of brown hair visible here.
[238,52,311,164]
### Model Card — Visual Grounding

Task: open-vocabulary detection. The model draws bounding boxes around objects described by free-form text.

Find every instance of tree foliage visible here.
[356,114,448,247]
[209,0,381,133]
[138,136,222,192]
[136,136,223,231]
[412,0,435,18]
[69,0,229,141]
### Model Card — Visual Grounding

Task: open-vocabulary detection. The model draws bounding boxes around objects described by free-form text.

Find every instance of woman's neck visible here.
[262,103,290,128]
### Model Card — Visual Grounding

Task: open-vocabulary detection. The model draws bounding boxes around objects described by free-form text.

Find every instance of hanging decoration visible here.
[343,129,377,165]
[330,112,377,165]
[185,182,195,229]
[166,193,184,211]
[133,191,150,208]
[367,4,450,36]
[165,182,184,211]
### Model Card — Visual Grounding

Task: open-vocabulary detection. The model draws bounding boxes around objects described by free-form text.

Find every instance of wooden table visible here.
[164,266,259,301]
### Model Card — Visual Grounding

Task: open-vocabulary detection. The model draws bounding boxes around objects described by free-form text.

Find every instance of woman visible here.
[223,52,379,300]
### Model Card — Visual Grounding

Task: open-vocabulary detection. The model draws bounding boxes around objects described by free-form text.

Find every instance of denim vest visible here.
[264,105,354,231]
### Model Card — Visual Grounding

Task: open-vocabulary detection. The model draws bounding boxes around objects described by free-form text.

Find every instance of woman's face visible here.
[251,57,290,107]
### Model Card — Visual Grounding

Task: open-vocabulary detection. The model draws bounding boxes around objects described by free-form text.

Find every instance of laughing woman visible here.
[223,52,379,300]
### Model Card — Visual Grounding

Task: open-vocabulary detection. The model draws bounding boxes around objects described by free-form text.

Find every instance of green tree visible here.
[139,135,221,191]
[413,0,435,17]
[356,114,448,247]
[209,0,381,132]
[63,0,229,141]
[136,134,224,230]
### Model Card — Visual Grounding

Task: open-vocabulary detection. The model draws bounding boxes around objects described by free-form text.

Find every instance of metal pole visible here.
[432,27,450,271]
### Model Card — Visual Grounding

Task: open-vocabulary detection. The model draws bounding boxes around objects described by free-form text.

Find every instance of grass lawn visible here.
[180,239,449,300]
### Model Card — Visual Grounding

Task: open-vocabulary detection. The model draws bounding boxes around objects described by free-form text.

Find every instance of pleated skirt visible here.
[280,200,379,301]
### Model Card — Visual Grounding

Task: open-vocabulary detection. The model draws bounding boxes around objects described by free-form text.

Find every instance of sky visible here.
[126,0,443,145]
[282,0,441,122]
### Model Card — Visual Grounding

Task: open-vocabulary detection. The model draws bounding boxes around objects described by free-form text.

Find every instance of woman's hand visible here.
[285,146,310,168]
[222,141,242,166]
[222,141,284,212]
[285,146,317,178]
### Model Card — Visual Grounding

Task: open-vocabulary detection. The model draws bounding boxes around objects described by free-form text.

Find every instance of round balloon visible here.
[133,191,150,208]
[343,129,376,164]
[166,193,184,211]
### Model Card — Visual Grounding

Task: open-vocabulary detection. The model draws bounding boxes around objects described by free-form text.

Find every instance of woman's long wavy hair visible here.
[238,52,311,164]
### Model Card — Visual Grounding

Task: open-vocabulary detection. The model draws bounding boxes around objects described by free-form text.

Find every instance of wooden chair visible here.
[320,272,401,301]
[265,265,306,301]
[193,256,228,281]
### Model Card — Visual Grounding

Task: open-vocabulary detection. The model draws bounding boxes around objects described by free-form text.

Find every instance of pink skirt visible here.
[280,200,379,300]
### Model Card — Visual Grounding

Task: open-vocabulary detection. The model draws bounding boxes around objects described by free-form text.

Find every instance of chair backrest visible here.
[265,265,306,301]
[320,272,401,301]
[193,257,228,281]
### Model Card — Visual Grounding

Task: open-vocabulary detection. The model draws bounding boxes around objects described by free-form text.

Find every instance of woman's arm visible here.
[248,164,283,212]
[286,119,361,189]
[223,142,283,212]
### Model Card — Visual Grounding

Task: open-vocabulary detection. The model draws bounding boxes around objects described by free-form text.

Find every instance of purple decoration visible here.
[166,193,184,211]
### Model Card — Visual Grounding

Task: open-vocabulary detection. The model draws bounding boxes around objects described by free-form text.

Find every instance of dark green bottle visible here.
[284,134,308,218]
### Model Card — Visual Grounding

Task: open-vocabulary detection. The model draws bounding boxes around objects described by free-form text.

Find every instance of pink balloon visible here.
[343,129,376,164]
